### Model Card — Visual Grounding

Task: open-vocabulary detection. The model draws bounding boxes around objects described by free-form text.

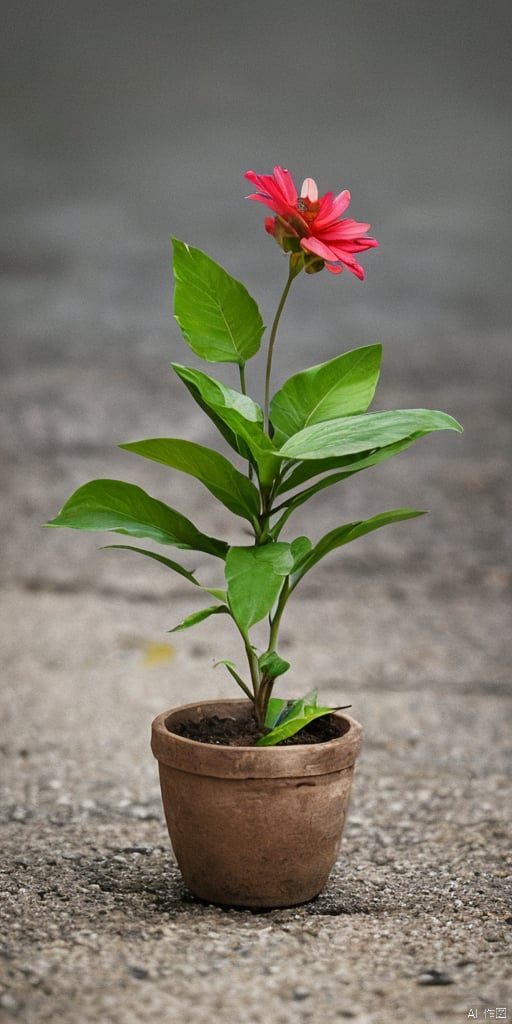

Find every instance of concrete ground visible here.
[1,2,511,1022]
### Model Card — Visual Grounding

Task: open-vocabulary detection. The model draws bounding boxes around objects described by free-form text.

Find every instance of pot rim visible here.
[151,698,362,779]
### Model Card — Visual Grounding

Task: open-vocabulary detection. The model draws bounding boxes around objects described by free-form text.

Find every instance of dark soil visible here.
[169,709,346,747]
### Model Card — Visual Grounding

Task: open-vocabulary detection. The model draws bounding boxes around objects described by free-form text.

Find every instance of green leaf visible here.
[173,363,264,428]
[173,363,281,488]
[214,660,254,700]
[292,509,427,583]
[278,409,463,461]
[263,692,326,729]
[263,696,293,730]
[44,479,228,559]
[270,441,422,538]
[256,692,345,746]
[270,345,382,444]
[276,435,420,495]
[170,604,229,632]
[172,238,264,365]
[258,651,290,679]
[225,543,294,630]
[173,362,261,464]
[119,438,260,523]
[290,536,313,566]
[101,544,203,584]
[100,544,226,601]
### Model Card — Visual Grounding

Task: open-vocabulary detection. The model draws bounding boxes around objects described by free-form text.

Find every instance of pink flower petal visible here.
[341,237,379,253]
[300,236,339,263]
[301,236,366,280]
[245,169,297,217]
[273,166,298,205]
[314,189,351,229]
[319,219,373,241]
[300,177,318,202]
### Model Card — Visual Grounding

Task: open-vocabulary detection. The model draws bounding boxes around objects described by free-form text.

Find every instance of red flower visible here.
[245,166,378,279]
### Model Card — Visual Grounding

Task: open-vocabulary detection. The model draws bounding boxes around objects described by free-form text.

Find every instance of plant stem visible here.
[268,579,291,652]
[238,362,255,482]
[255,672,274,727]
[240,626,260,698]
[264,262,297,434]
[253,580,292,728]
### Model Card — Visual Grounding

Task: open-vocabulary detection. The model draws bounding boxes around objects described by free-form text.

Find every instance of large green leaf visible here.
[270,440,424,538]
[225,543,294,630]
[270,345,382,444]
[275,435,420,495]
[172,363,281,488]
[172,362,262,463]
[279,409,463,461]
[44,479,228,559]
[172,238,264,365]
[173,363,264,426]
[119,438,260,523]
[292,509,426,583]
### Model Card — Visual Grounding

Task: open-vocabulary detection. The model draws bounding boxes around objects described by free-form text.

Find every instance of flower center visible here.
[296,196,319,224]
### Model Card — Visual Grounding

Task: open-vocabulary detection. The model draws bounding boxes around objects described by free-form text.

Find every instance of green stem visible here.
[239,626,260,700]
[256,672,275,726]
[268,579,291,652]
[253,579,292,728]
[239,362,255,483]
[264,262,298,434]
[233,674,255,702]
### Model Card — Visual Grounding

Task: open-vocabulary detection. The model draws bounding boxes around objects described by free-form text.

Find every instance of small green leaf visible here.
[258,651,290,679]
[279,409,463,461]
[101,545,226,602]
[270,345,382,444]
[120,438,260,522]
[256,692,346,746]
[225,543,294,630]
[214,660,254,700]
[204,587,228,602]
[263,696,293,730]
[170,605,229,632]
[290,536,313,567]
[292,509,426,583]
[101,544,203,584]
[44,479,228,559]
[172,238,264,365]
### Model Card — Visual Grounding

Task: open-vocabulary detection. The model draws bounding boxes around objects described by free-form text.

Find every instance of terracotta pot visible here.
[151,699,362,908]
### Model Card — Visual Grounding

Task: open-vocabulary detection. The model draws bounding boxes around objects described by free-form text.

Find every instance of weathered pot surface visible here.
[151,699,362,908]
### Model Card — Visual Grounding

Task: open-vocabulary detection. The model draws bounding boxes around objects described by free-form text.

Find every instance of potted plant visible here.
[45,165,462,907]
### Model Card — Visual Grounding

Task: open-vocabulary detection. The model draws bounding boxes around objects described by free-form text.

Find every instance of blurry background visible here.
[1,0,511,699]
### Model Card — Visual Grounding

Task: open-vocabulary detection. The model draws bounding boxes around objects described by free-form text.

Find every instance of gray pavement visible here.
[1,2,511,1022]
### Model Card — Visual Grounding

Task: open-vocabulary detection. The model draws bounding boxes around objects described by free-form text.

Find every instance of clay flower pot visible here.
[151,699,362,908]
